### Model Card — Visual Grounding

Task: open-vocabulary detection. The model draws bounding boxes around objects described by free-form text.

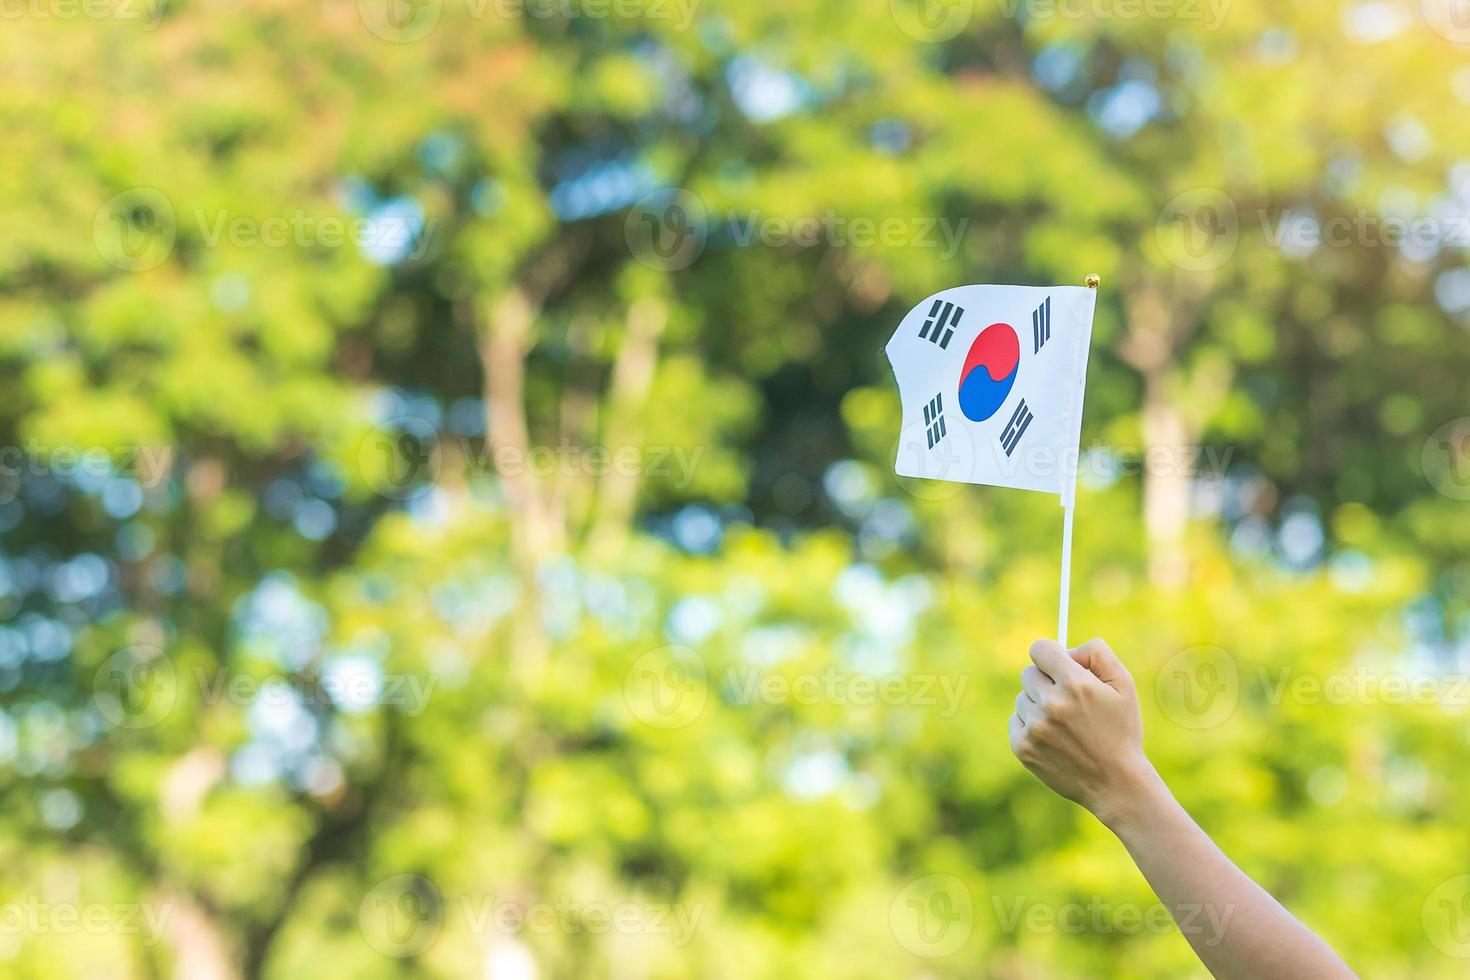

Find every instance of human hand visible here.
[1008,637,1161,828]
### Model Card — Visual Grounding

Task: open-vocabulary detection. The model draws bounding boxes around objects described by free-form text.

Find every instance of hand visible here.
[1008,637,1160,827]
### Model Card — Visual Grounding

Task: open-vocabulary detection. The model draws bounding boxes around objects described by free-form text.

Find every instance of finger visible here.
[1020,665,1053,703]
[1030,638,1085,686]
[1070,637,1133,692]
[1018,690,1047,726]
[1008,712,1025,745]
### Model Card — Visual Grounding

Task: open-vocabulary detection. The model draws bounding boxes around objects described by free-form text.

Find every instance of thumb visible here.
[1070,637,1133,693]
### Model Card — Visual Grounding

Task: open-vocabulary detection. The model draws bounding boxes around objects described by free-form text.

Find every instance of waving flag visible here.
[885,283,1099,504]
[885,279,1101,643]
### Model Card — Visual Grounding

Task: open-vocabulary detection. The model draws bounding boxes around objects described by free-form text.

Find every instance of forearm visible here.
[1103,767,1356,980]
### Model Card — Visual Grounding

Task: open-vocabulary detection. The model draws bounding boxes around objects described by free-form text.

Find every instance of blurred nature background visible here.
[3,0,1470,976]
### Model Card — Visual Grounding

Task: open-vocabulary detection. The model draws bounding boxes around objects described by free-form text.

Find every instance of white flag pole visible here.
[1058,274,1101,647]
[1058,501,1076,645]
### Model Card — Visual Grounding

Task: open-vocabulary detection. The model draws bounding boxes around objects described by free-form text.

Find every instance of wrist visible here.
[1092,755,1171,836]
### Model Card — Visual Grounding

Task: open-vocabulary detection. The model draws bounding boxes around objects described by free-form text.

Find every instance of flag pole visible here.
[1059,273,1101,646]
[1058,502,1076,645]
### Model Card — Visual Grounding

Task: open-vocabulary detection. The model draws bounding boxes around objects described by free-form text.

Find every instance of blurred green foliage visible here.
[0,0,1468,977]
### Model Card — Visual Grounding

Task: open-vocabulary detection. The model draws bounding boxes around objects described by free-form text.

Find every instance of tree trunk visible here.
[588,296,668,555]
[163,893,237,980]
[1122,276,1199,589]
[1141,370,1193,587]
[480,287,564,564]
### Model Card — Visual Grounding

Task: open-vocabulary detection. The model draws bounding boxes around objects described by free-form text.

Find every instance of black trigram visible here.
[999,398,1033,457]
[923,393,947,449]
[1031,296,1052,353]
[919,300,964,350]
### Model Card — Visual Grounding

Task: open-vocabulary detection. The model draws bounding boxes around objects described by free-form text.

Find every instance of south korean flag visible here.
[885,283,1099,503]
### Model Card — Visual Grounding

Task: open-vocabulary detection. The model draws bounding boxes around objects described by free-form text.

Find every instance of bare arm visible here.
[1007,638,1356,980]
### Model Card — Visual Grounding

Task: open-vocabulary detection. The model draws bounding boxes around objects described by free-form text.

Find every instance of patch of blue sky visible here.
[550,158,656,221]
[726,55,812,123]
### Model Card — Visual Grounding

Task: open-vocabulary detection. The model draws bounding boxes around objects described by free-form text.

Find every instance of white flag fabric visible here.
[884,283,1098,503]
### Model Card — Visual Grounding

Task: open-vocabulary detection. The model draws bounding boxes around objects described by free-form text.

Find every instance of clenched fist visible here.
[1008,637,1160,828]
[1006,638,1359,979]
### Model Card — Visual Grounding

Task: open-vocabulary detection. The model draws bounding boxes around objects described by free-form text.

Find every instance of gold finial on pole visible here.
[1085,274,1101,289]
